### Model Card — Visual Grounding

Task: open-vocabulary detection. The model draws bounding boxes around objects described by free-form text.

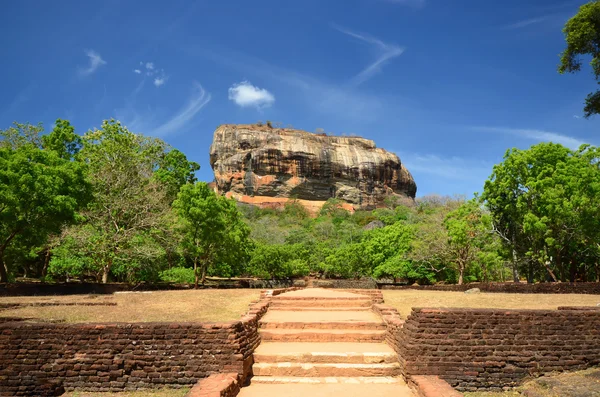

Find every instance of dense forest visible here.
[1,119,599,286]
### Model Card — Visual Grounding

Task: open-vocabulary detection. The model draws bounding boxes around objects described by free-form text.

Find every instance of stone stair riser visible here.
[260,332,386,343]
[254,353,398,364]
[259,321,386,330]
[252,363,401,377]
[269,305,371,312]
[249,376,403,385]
[269,300,372,308]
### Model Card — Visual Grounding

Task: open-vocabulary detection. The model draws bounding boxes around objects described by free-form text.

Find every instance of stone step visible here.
[249,376,404,385]
[269,299,372,308]
[254,342,398,364]
[253,362,401,377]
[237,382,415,397]
[273,296,372,301]
[260,310,382,324]
[259,329,386,342]
[268,306,372,311]
[260,320,385,330]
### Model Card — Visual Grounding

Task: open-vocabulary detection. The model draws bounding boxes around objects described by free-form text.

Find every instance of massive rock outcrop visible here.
[209,124,416,211]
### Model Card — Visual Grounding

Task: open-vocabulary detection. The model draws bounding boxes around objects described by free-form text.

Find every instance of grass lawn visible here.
[63,388,189,397]
[0,289,260,323]
[382,290,600,319]
[464,367,600,396]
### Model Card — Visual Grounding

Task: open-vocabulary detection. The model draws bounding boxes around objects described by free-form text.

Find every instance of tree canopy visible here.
[559,0,600,117]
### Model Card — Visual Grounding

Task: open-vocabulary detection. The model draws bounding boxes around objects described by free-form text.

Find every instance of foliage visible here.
[159,267,195,284]
[173,182,251,287]
[4,115,600,286]
[58,120,171,284]
[0,122,90,282]
[559,0,600,117]
[482,142,600,283]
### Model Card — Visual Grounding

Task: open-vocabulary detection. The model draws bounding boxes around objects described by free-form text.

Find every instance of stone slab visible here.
[238,380,415,397]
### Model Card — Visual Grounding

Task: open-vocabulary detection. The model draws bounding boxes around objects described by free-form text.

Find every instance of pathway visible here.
[237,288,415,397]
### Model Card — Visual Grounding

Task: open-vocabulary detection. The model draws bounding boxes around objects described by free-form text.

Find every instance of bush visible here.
[159,267,195,284]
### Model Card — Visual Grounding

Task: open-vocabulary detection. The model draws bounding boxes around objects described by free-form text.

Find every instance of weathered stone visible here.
[363,220,385,231]
[209,124,416,211]
[464,288,481,294]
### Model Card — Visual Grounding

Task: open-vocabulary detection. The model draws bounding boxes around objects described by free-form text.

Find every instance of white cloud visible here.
[472,126,588,150]
[135,62,168,87]
[196,47,391,122]
[79,50,106,76]
[150,82,211,136]
[333,25,404,86]
[228,81,275,109]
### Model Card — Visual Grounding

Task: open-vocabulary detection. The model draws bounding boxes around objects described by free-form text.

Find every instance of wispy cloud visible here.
[0,83,36,119]
[502,17,548,30]
[133,69,141,74]
[400,152,492,181]
[150,82,211,136]
[333,25,404,86]
[228,81,275,109]
[506,17,548,29]
[79,50,106,76]
[145,62,154,71]
[472,126,588,150]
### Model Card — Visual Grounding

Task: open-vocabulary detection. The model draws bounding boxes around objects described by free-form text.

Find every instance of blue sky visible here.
[1,0,597,197]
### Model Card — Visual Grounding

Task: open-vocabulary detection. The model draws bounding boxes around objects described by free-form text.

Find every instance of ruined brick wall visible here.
[396,307,600,392]
[380,282,600,294]
[0,301,269,396]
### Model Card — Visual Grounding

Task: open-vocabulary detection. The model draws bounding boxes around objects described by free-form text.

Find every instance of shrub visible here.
[159,267,195,284]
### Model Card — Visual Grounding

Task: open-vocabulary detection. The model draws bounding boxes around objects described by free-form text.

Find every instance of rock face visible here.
[209,124,417,209]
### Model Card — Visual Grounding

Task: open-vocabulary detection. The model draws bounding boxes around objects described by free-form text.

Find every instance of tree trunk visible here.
[0,260,8,283]
[544,260,558,282]
[569,260,576,283]
[194,260,199,289]
[41,248,51,278]
[595,262,599,283]
[102,258,112,284]
[201,264,207,286]
[458,262,464,285]
[511,248,520,283]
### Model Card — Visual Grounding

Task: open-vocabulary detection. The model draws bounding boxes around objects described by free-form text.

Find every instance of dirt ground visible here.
[0,289,260,323]
[464,367,600,396]
[382,290,600,319]
[62,389,189,397]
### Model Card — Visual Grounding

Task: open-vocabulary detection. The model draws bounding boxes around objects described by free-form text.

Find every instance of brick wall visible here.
[380,282,600,294]
[0,301,269,396]
[395,307,600,392]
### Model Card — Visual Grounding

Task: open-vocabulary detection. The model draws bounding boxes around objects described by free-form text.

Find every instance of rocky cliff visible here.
[209,124,416,210]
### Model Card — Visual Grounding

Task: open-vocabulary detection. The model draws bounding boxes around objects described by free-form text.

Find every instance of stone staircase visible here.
[241,288,415,395]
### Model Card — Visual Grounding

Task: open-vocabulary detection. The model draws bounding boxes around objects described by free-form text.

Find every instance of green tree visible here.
[443,200,490,285]
[0,122,90,282]
[173,182,251,287]
[559,0,600,117]
[61,120,171,283]
[482,143,600,283]
[154,149,199,201]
